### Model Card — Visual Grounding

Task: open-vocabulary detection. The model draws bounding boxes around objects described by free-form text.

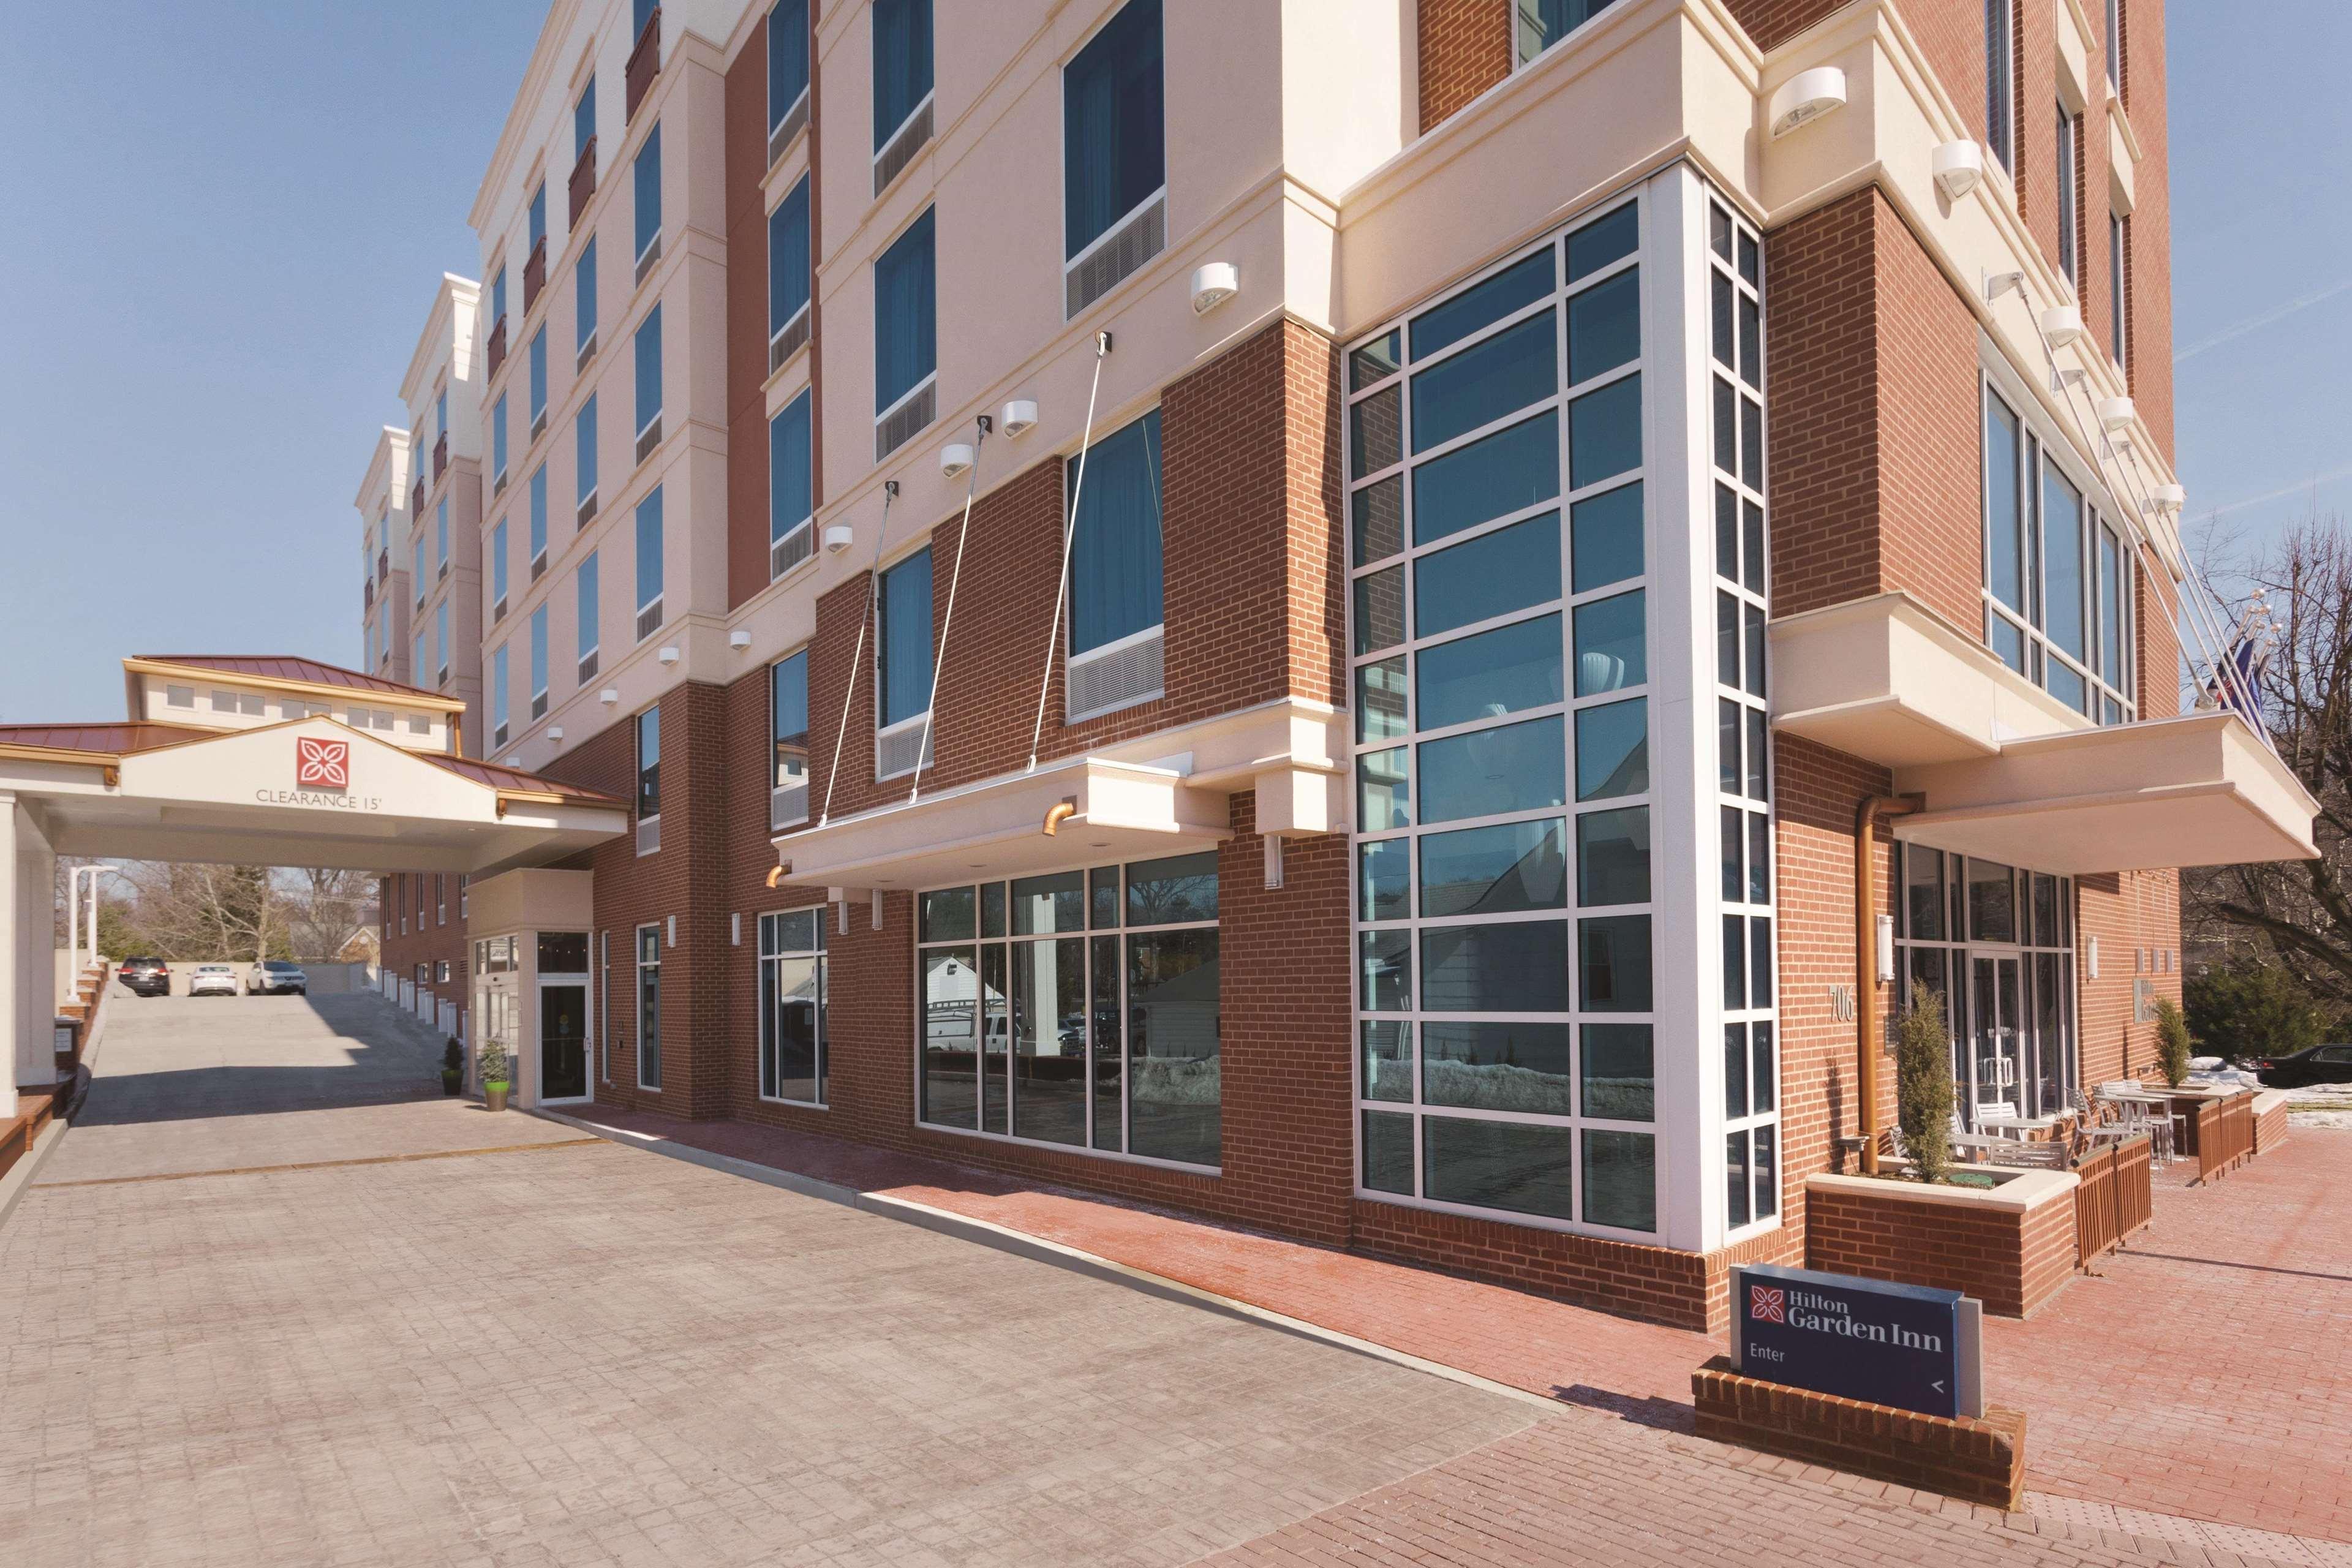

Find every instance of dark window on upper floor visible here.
[769,0,809,130]
[880,546,935,727]
[770,175,811,336]
[636,704,661,818]
[872,0,933,153]
[1063,0,1163,262]
[1985,0,2015,169]
[875,208,937,415]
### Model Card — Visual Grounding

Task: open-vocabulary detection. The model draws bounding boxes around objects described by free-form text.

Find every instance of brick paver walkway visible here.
[568,1106,2352,1554]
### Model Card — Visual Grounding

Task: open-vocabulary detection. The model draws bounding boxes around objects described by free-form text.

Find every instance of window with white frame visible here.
[771,649,809,827]
[529,464,548,576]
[1514,0,1621,67]
[529,605,549,720]
[873,208,936,455]
[2109,212,2128,374]
[770,388,812,579]
[1981,380,2136,723]
[769,0,810,146]
[636,705,660,824]
[577,237,599,364]
[413,537,427,605]
[576,550,600,681]
[493,391,509,488]
[1062,0,1163,315]
[435,601,450,684]
[577,393,600,520]
[636,924,662,1090]
[769,175,810,366]
[1346,195,1659,1237]
[491,643,510,750]
[758,908,826,1103]
[491,518,509,619]
[2054,105,2079,286]
[876,545,933,775]
[1985,0,2015,170]
[529,326,548,431]
[635,303,663,458]
[634,123,662,268]
[437,498,450,573]
[1707,200,1778,1235]
[634,485,663,639]
[917,853,1219,1167]
[1066,408,1164,718]
[871,0,932,157]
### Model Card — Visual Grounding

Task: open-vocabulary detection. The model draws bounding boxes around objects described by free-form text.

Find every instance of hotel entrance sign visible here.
[1730,1263,1981,1419]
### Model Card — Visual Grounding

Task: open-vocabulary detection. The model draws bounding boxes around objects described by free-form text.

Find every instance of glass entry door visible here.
[540,982,589,1101]
[1968,955,2022,1119]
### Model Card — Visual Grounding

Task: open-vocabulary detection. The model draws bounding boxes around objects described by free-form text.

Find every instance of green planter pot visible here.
[484,1081,510,1112]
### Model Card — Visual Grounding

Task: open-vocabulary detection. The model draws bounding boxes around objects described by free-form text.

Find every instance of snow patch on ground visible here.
[2282,1083,2352,1129]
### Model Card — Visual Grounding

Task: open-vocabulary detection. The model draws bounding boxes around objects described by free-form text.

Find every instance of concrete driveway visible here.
[0,992,1534,1567]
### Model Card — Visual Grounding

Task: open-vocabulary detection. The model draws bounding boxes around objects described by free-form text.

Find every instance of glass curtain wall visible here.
[1344,193,1660,1235]
[916,852,1219,1168]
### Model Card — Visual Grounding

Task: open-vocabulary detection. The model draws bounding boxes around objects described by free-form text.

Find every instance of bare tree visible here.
[2182,515,2352,1011]
[279,867,375,960]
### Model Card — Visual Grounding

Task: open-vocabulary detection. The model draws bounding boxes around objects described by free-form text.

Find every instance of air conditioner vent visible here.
[1066,194,1166,319]
[767,91,808,169]
[875,721,932,780]
[634,236,662,286]
[576,491,599,527]
[635,600,662,642]
[530,692,548,721]
[577,650,599,684]
[576,333,598,372]
[1068,627,1165,722]
[530,553,547,582]
[769,306,810,374]
[875,381,934,461]
[635,417,662,465]
[770,521,813,581]
[636,815,661,856]
[872,97,933,196]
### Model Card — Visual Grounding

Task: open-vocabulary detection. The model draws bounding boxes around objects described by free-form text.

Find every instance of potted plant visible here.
[441,1038,463,1096]
[1894,981,1955,1185]
[480,1038,511,1112]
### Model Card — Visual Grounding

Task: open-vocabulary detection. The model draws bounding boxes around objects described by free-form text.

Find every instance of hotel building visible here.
[355,0,2315,1330]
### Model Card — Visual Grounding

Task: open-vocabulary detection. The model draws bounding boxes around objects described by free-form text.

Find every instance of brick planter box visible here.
[1693,1357,2027,1509]
[1804,1167,2079,1318]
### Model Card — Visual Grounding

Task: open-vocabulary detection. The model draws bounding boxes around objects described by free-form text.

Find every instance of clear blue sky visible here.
[0,2,2343,722]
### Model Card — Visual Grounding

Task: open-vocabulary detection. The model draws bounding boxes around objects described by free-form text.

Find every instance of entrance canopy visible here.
[0,656,627,876]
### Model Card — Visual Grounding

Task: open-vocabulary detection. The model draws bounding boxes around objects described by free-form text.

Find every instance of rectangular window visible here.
[435,601,449,679]
[1068,407,1164,665]
[636,706,661,820]
[633,123,662,263]
[636,924,662,1090]
[576,237,598,355]
[875,208,937,417]
[491,266,507,331]
[880,546,934,728]
[529,326,548,421]
[576,551,600,666]
[1514,0,1621,67]
[918,853,1218,1167]
[2054,106,2078,284]
[634,303,662,442]
[491,644,510,748]
[2106,0,2122,93]
[768,0,810,135]
[413,537,426,602]
[2109,213,2128,372]
[436,498,449,568]
[871,0,932,153]
[529,465,548,571]
[575,78,595,160]
[772,650,809,789]
[770,388,812,564]
[492,392,509,482]
[635,486,664,631]
[528,182,546,252]
[769,175,810,344]
[759,909,826,1103]
[1063,0,1164,262]
[491,518,509,613]
[577,393,600,507]
[529,605,548,710]
[1985,0,2015,169]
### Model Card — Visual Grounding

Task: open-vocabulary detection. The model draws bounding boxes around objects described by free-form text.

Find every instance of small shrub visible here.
[1894,981,1954,1185]
[443,1038,463,1072]
[2154,997,2193,1088]
[479,1039,511,1090]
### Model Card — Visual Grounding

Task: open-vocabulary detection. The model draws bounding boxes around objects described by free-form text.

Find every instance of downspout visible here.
[1855,793,1924,1175]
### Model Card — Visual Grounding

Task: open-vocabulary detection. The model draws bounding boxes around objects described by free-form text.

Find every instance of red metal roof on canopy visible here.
[130,654,449,701]
[419,752,624,806]
[0,722,221,756]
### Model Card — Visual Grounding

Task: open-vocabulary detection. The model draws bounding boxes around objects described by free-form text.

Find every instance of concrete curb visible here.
[0,1118,74,1232]
[527,1106,1562,1417]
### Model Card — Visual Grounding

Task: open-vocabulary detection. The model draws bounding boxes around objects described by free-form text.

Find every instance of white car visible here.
[188,965,239,998]
[246,961,308,996]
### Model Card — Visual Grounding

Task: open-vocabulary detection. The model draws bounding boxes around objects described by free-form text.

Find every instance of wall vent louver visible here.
[874,382,933,461]
[872,97,933,197]
[1066,195,1166,319]
[1068,627,1165,721]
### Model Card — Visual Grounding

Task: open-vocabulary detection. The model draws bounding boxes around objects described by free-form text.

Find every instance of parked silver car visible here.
[188,965,240,998]
[246,960,309,996]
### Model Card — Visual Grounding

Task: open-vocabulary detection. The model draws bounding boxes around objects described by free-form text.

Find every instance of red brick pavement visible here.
[564,1105,2352,1550]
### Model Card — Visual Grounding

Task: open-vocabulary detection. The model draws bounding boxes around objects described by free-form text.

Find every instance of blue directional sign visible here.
[1732,1263,1973,1419]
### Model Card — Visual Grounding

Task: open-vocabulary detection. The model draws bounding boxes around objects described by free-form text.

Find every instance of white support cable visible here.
[1027,333,1112,773]
[817,480,897,828]
[2111,434,2270,720]
[909,418,990,804]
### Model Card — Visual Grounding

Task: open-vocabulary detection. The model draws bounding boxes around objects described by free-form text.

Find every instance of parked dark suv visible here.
[118,957,170,997]
[2253,1044,2352,1089]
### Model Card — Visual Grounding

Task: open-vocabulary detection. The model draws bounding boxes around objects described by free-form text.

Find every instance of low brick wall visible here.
[1804,1170,2079,1318]
[2252,1091,2290,1158]
[1693,1357,2027,1509]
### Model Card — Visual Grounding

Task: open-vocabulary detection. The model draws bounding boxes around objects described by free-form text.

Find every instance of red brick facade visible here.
[1804,1179,2079,1318]
[1417,0,1511,132]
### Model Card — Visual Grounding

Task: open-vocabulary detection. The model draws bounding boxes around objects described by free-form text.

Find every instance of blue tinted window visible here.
[576,394,598,499]
[529,328,546,416]
[529,467,547,562]
[872,0,933,149]
[1412,311,1556,453]
[635,486,664,609]
[1419,819,1566,917]
[1569,374,1640,488]
[492,645,508,731]
[574,81,595,160]
[1417,615,1562,731]
[875,209,937,413]
[1572,590,1645,695]
[575,238,598,352]
[1577,806,1649,906]
[1063,0,1164,259]
[1414,511,1559,638]
[1423,1117,1574,1221]
[768,0,809,127]
[635,304,662,430]
[1569,481,1642,591]
[577,552,599,655]
[1069,410,1164,654]
[1567,270,1638,384]
[769,176,810,333]
[881,547,933,725]
[1566,203,1637,281]
[633,124,662,259]
[1411,250,1555,359]
[772,650,809,754]
[1412,414,1558,544]
[1520,0,1621,64]
[771,390,811,541]
[492,393,508,477]
[1420,715,1565,823]
[1574,698,1647,801]
[1420,922,1570,1012]
[530,605,548,694]
[491,520,507,604]
[527,183,545,250]
[1578,913,1651,1012]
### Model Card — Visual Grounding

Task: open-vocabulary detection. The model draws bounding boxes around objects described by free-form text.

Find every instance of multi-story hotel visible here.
[355,0,2316,1330]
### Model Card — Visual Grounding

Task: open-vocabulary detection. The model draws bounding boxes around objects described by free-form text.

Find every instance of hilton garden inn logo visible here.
[1757,1283,1945,1351]
[296,737,350,790]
